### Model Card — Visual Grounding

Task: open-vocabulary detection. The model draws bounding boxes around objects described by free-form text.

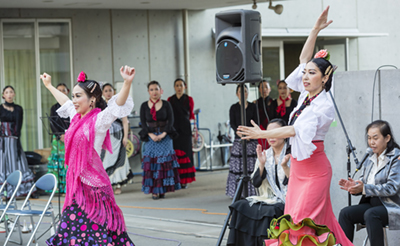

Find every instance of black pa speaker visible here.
[215,9,262,84]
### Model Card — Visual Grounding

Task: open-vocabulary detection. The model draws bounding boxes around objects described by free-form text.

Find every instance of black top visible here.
[255,96,275,130]
[271,99,298,125]
[0,104,23,137]
[168,94,193,136]
[139,100,176,141]
[229,102,257,139]
[50,103,70,137]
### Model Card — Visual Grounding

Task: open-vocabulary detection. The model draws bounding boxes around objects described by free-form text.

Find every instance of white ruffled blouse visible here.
[286,63,335,161]
[57,94,134,156]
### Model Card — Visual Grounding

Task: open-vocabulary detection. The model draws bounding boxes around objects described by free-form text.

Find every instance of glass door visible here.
[249,40,284,101]
[39,21,72,148]
[1,21,38,151]
[1,19,72,150]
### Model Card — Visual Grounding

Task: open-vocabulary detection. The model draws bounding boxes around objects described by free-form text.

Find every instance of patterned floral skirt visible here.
[46,203,135,246]
[226,139,258,198]
[141,133,181,195]
[46,135,67,193]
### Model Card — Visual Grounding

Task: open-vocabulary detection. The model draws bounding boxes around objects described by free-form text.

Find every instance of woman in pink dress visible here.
[238,6,353,246]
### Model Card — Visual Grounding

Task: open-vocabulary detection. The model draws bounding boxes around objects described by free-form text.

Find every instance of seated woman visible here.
[339,120,400,246]
[227,118,290,246]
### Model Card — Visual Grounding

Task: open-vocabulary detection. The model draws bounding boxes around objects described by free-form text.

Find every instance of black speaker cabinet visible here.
[215,9,262,84]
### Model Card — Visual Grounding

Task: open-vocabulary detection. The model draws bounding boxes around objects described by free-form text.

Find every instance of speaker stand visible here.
[216,83,250,246]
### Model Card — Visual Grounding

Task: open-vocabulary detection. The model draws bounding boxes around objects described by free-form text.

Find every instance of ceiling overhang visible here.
[261,28,388,39]
[0,0,282,10]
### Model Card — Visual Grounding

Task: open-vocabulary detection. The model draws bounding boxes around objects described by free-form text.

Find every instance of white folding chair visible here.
[0,170,23,245]
[3,173,57,246]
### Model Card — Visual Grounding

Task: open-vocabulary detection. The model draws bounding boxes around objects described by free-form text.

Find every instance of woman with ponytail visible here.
[101,83,134,195]
[41,66,135,246]
[238,6,353,246]
[271,80,297,125]
[0,86,36,198]
[139,81,181,200]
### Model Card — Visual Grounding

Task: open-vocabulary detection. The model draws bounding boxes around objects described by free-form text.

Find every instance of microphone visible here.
[355,147,373,172]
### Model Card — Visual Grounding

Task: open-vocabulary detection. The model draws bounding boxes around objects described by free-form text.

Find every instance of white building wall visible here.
[1,1,400,243]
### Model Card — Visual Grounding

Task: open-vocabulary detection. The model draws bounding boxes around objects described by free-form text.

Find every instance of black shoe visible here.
[159,194,165,199]
[152,194,159,200]
[31,193,40,199]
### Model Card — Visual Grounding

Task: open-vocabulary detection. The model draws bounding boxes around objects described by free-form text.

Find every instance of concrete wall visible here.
[2,1,400,243]
[328,69,400,244]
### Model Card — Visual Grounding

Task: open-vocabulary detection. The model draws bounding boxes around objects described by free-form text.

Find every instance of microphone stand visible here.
[328,91,359,206]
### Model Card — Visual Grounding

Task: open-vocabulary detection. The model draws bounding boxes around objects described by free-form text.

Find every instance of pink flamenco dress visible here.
[265,64,353,246]
[46,95,135,246]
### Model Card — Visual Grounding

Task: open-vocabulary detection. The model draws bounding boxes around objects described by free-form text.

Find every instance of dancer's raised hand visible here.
[40,73,52,88]
[237,120,262,140]
[120,65,136,83]
[313,6,333,31]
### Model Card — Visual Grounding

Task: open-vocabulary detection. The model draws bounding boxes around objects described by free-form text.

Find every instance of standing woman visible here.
[238,7,353,246]
[101,83,134,195]
[0,86,35,198]
[253,80,274,130]
[253,80,275,150]
[271,80,297,125]
[41,67,135,246]
[226,84,258,199]
[47,83,70,195]
[168,78,196,188]
[139,81,181,200]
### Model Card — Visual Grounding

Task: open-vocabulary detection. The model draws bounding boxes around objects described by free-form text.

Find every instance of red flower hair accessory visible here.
[77,71,87,82]
[314,49,330,61]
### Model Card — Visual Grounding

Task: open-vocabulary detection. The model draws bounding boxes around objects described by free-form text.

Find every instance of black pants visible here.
[339,197,388,246]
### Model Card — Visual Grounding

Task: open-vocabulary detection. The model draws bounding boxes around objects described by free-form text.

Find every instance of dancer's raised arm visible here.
[299,6,332,64]
[237,120,295,140]
[116,65,135,106]
[40,73,70,106]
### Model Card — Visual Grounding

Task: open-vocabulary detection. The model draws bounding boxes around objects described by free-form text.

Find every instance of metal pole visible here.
[378,70,382,120]
[240,84,248,198]
[182,9,191,96]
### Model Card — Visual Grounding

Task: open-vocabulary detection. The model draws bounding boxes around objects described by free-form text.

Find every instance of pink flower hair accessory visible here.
[314,49,330,61]
[77,71,87,82]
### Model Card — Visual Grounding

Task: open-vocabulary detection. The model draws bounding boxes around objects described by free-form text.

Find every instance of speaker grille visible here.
[216,39,243,82]
[232,68,245,82]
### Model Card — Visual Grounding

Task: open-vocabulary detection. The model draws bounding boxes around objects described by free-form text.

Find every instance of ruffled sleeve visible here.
[290,114,318,161]
[289,94,334,161]
[285,63,306,93]
[56,100,76,120]
[95,94,134,135]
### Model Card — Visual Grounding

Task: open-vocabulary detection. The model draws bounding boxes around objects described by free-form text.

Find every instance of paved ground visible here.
[0,170,233,246]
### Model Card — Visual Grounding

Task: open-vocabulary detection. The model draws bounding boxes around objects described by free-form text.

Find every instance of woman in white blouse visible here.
[40,67,136,245]
[227,118,290,246]
[238,6,353,246]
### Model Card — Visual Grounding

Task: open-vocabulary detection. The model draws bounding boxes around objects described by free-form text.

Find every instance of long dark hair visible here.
[101,83,115,91]
[147,80,161,89]
[308,58,334,92]
[174,78,186,87]
[267,118,287,128]
[75,78,107,110]
[2,85,15,94]
[366,120,400,153]
[236,84,248,94]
